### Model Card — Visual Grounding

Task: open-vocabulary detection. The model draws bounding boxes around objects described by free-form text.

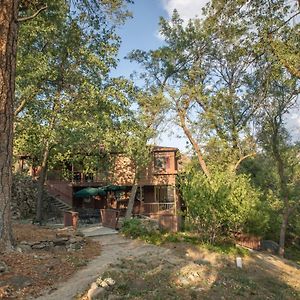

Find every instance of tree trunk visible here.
[0,0,19,251]
[36,140,50,224]
[279,206,289,257]
[125,184,138,220]
[178,110,210,178]
[271,123,290,257]
[35,92,60,224]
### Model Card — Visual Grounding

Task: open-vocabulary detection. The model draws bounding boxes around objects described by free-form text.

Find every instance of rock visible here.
[0,261,8,273]
[75,231,84,237]
[194,259,210,266]
[69,238,77,244]
[53,237,69,246]
[67,242,81,251]
[177,276,190,286]
[104,278,115,286]
[53,245,66,252]
[76,236,84,242]
[18,244,31,252]
[87,287,105,300]
[56,233,71,239]
[99,281,109,288]
[260,240,279,254]
[11,174,38,219]
[32,242,48,250]
[46,264,55,271]
[16,247,23,253]
[188,274,196,281]
[20,241,29,245]
[90,282,98,290]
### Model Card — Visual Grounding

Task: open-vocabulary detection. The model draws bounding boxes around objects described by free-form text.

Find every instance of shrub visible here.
[121,218,148,238]
[179,169,268,242]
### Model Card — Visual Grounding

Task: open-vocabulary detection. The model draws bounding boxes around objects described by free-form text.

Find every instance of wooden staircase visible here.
[46,181,73,213]
[50,195,72,212]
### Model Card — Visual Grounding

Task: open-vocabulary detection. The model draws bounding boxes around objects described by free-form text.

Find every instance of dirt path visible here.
[36,234,177,300]
[35,233,300,300]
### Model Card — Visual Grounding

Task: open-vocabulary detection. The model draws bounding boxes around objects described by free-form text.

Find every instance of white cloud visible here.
[161,0,209,21]
[285,109,300,142]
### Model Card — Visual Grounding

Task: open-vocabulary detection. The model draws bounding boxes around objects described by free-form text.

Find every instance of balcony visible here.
[142,202,175,215]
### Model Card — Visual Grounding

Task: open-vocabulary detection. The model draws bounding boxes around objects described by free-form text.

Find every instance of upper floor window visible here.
[154,153,170,171]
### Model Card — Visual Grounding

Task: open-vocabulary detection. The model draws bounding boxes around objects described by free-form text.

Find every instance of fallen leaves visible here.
[0,223,101,299]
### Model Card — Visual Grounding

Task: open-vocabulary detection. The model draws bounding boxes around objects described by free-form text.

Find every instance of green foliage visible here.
[14,0,153,182]
[179,168,267,241]
[121,218,148,239]
[121,218,249,256]
[285,245,300,265]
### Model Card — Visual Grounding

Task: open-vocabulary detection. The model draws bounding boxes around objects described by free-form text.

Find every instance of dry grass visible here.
[80,241,300,300]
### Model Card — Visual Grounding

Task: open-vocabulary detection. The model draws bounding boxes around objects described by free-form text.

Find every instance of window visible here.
[155,186,168,203]
[155,185,175,203]
[154,153,170,171]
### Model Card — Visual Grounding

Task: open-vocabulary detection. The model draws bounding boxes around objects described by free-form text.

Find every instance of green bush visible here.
[122,220,249,256]
[179,169,268,242]
[121,218,148,238]
[121,218,165,244]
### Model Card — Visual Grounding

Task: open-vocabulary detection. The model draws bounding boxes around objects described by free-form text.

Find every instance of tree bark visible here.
[279,206,290,257]
[35,92,60,224]
[0,0,19,251]
[271,121,290,257]
[178,109,210,178]
[125,184,138,220]
[36,140,50,224]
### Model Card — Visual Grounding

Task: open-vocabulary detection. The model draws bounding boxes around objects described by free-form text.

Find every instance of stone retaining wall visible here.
[16,234,85,253]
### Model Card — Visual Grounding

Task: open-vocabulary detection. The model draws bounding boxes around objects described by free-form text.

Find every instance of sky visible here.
[111,0,209,152]
[113,0,209,78]
[112,0,299,151]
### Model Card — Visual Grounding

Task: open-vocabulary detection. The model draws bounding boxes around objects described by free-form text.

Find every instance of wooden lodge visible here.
[19,146,182,231]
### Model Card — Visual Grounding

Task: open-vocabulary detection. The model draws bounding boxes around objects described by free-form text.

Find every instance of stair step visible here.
[50,196,72,212]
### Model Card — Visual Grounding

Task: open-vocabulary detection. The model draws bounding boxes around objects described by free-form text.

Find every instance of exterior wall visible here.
[109,150,178,186]
[45,147,180,221]
[109,155,135,185]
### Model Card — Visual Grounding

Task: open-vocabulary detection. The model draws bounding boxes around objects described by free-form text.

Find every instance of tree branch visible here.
[268,11,300,35]
[14,98,27,116]
[234,153,256,171]
[18,5,48,22]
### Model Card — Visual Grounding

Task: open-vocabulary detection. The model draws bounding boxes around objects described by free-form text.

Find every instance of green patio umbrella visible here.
[103,185,127,192]
[75,187,106,197]
[97,188,107,196]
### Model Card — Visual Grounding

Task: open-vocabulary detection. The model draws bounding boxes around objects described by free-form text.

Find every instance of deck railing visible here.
[142,202,175,215]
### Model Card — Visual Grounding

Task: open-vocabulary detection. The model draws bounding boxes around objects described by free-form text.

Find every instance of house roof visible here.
[152,146,179,152]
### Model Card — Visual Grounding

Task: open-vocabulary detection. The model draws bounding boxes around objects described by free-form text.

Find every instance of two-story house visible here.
[19,146,182,231]
[18,146,180,230]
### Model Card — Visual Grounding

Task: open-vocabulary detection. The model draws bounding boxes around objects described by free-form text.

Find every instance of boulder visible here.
[104,278,115,286]
[56,233,71,239]
[32,242,48,250]
[87,286,105,300]
[53,245,67,252]
[53,237,69,246]
[260,240,279,254]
